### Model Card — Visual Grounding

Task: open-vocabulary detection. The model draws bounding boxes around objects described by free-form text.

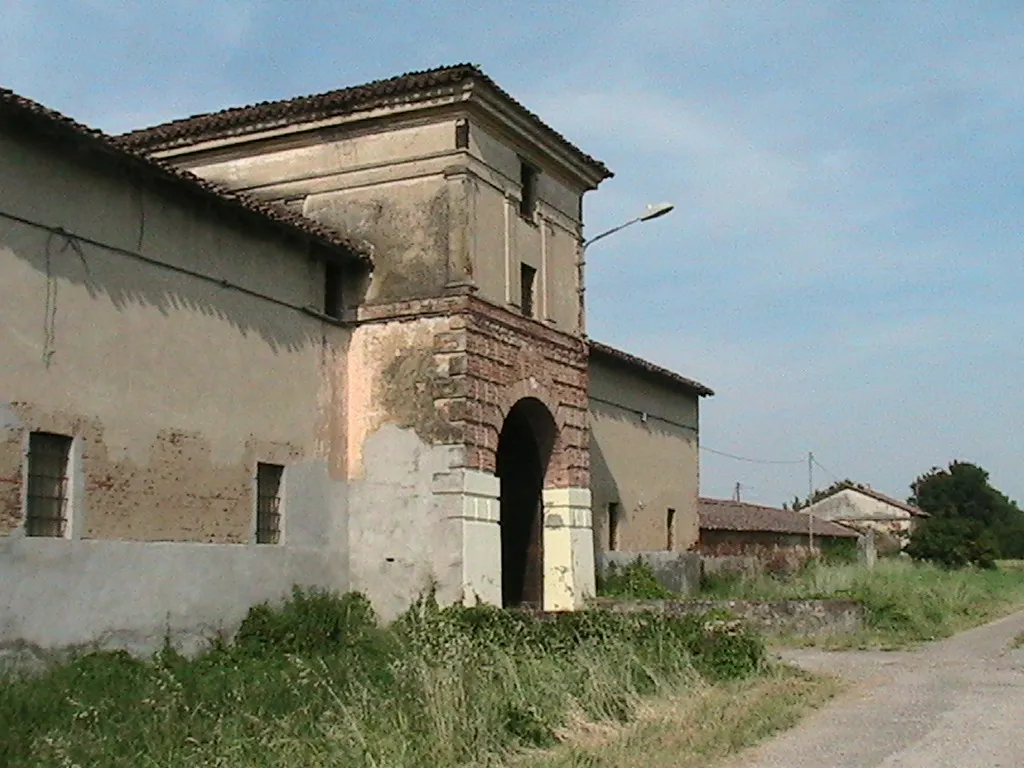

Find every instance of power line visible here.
[811,454,842,484]
[699,445,806,465]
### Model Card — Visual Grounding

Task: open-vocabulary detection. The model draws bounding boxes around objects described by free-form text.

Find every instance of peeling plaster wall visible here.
[143,96,598,618]
[344,314,468,618]
[347,425,464,620]
[166,119,461,305]
[0,126,350,653]
[155,106,587,332]
[589,357,701,555]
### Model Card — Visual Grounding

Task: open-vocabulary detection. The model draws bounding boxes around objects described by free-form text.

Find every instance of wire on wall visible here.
[0,207,348,330]
[588,394,699,433]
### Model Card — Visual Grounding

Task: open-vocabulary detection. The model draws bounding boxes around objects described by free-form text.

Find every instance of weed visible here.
[597,559,676,600]
[0,589,765,767]
[700,558,1024,647]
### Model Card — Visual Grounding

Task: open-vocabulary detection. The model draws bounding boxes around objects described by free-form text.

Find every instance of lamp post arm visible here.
[582,216,642,251]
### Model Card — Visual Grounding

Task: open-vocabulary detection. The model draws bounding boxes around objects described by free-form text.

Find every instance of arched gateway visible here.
[496,397,556,608]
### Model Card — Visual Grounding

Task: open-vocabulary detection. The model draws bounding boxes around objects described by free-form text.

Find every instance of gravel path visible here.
[730,610,1024,768]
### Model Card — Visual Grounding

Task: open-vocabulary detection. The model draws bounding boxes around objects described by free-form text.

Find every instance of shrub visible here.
[234,586,383,656]
[906,517,999,569]
[597,558,676,599]
[819,538,858,565]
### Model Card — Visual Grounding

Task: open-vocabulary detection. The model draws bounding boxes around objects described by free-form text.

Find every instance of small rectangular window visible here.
[26,432,72,537]
[520,263,536,318]
[608,502,620,551]
[666,508,676,551]
[324,262,344,319]
[519,160,538,219]
[256,463,284,544]
[455,119,470,149]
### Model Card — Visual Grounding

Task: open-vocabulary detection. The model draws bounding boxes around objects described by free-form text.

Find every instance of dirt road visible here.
[731,610,1024,768]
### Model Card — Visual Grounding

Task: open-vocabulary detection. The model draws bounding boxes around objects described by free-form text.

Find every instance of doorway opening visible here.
[496,397,556,608]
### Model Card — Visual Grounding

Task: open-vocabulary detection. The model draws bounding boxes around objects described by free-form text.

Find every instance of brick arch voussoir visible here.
[496,377,565,435]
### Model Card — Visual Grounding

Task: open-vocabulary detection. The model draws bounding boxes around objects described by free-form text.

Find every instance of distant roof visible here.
[699,498,859,538]
[0,87,370,266]
[589,340,714,397]
[811,484,929,518]
[117,63,612,181]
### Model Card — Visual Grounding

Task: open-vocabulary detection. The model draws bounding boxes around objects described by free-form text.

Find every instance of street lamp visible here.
[583,202,675,249]
[577,202,675,332]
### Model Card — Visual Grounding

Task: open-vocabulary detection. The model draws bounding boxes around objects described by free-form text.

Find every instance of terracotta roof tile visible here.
[116,64,612,179]
[589,340,714,397]
[0,87,370,266]
[699,497,859,538]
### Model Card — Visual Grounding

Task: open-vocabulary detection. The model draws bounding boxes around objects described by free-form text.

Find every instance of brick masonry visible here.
[356,289,589,488]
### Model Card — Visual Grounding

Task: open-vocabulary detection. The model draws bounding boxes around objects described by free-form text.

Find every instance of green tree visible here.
[906,461,1024,566]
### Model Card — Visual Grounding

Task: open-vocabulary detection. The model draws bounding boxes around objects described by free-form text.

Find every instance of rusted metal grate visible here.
[256,463,283,544]
[26,432,72,537]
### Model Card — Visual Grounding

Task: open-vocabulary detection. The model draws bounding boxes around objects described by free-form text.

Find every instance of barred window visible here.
[256,463,283,544]
[26,432,72,537]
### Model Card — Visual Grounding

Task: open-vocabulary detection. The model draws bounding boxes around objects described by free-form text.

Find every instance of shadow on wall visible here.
[590,398,688,440]
[588,427,623,553]
[1,216,328,356]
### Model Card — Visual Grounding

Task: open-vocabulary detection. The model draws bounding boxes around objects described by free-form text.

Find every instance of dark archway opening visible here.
[496,397,556,608]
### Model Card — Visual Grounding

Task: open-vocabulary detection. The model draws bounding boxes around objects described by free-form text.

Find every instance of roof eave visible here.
[116,64,613,188]
[1,88,372,268]
[589,340,714,397]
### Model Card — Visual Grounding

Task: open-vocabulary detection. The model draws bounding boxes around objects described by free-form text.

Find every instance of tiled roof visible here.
[116,64,612,179]
[589,340,714,397]
[699,498,859,538]
[0,87,370,266]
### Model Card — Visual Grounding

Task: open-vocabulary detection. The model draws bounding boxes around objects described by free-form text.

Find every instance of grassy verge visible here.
[0,589,768,768]
[514,666,841,768]
[702,558,1024,648]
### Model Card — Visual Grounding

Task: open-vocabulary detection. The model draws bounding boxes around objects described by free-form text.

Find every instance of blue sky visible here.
[4,1,1022,507]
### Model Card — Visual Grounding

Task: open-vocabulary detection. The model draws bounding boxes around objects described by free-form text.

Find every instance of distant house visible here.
[799,485,928,548]
[698,497,859,565]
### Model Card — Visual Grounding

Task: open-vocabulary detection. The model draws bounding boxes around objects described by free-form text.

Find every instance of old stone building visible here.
[699,498,859,567]
[1,65,712,657]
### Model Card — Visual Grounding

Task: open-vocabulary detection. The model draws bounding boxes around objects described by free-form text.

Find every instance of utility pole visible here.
[808,451,815,553]
[734,482,742,502]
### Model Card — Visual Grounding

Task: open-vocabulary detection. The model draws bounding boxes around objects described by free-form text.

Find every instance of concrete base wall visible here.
[347,426,464,621]
[0,537,346,663]
[599,550,702,596]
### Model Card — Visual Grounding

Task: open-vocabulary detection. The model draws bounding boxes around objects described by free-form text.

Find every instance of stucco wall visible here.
[0,125,350,651]
[588,356,700,554]
[158,107,586,332]
[804,489,916,542]
[468,124,582,330]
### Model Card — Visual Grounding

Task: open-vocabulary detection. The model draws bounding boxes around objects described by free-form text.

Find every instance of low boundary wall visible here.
[587,597,864,637]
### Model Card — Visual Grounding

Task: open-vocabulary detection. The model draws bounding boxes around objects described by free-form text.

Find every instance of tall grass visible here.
[702,558,1024,645]
[0,589,764,768]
